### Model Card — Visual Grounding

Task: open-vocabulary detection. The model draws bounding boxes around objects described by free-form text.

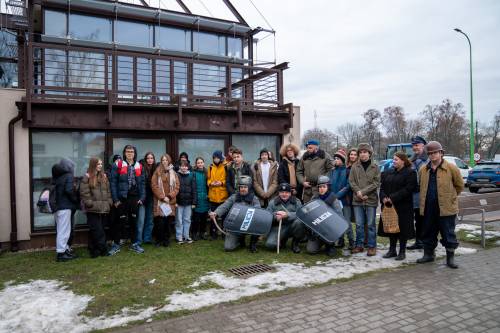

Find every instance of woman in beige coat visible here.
[151,154,180,246]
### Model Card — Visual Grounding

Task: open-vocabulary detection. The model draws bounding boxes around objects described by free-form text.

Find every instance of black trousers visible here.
[414,208,424,245]
[86,212,108,256]
[154,216,172,243]
[422,202,459,251]
[192,211,208,236]
[113,195,139,244]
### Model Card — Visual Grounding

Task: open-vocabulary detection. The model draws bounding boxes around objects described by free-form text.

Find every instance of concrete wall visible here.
[0,88,30,243]
[283,106,301,148]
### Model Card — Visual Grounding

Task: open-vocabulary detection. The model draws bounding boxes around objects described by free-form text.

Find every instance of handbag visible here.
[382,203,400,233]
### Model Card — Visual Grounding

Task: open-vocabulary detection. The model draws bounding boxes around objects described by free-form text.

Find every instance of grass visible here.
[456,228,500,249]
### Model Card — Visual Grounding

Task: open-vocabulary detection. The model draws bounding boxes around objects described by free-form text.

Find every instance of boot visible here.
[416,249,435,263]
[446,250,458,269]
[291,238,301,254]
[325,244,337,257]
[249,236,257,253]
[56,251,76,262]
[336,237,345,248]
[395,241,406,260]
[383,237,397,258]
[407,240,423,250]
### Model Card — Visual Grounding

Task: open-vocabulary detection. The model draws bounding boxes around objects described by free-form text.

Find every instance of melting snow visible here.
[456,223,500,239]
[0,245,476,333]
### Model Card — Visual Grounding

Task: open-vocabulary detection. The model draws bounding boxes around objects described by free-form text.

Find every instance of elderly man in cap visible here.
[296,139,334,203]
[265,183,304,253]
[407,136,429,250]
[349,143,381,256]
[416,141,464,268]
[209,175,261,252]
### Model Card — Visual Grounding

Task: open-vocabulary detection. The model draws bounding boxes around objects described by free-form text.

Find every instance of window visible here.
[0,29,18,88]
[193,64,225,96]
[115,20,153,48]
[137,58,152,96]
[68,51,106,89]
[173,61,187,95]
[228,37,242,58]
[44,10,67,37]
[32,131,105,229]
[231,134,279,163]
[155,26,191,52]
[69,13,112,42]
[156,59,170,100]
[455,158,468,169]
[43,49,66,87]
[0,62,18,88]
[112,138,167,164]
[178,137,226,165]
[194,31,226,56]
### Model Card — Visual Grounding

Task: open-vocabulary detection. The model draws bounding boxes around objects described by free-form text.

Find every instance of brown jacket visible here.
[252,159,278,206]
[80,174,113,214]
[151,168,180,217]
[419,159,464,216]
[348,160,380,207]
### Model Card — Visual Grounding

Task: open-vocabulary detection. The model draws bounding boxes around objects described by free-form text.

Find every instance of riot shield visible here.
[296,199,349,243]
[224,203,273,236]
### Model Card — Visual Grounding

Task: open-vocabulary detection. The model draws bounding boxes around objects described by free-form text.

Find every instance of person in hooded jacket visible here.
[278,143,303,200]
[141,152,157,244]
[176,160,197,243]
[80,157,113,258]
[52,158,79,262]
[192,157,210,240]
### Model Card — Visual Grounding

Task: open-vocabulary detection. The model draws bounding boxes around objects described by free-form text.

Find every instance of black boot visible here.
[325,244,337,257]
[291,238,301,254]
[446,250,458,269]
[56,251,76,262]
[407,239,423,250]
[416,249,435,263]
[249,236,257,253]
[336,237,345,248]
[396,240,406,260]
[383,237,397,258]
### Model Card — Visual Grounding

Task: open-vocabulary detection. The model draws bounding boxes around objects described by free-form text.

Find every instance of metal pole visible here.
[454,28,474,166]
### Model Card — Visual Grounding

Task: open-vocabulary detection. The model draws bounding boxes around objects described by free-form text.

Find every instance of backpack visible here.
[37,185,57,214]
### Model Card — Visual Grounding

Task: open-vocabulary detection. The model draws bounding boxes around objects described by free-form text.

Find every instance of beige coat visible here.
[348,160,381,207]
[151,168,180,217]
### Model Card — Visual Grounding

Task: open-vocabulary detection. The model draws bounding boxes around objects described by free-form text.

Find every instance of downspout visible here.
[9,112,23,252]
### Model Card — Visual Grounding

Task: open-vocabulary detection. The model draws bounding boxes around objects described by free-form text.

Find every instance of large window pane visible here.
[69,13,112,42]
[44,10,67,37]
[68,51,105,89]
[0,62,18,88]
[112,138,167,164]
[173,61,187,94]
[44,49,66,87]
[115,20,153,48]
[178,137,225,166]
[193,32,226,56]
[155,26,191,52]
[32,132,105,229]
[228,37,242,58]
[0,30,17,58]
[156,59,170,100]
[193,64,225,96]
[231,134,279,164]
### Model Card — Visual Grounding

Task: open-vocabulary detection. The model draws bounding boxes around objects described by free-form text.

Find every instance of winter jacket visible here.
[348,159,380,207]
[419,159,464,216]
[80,174,113,214]
[378,166,417,239]
[193,168,210,213]
[411,152,428,209]
[266,195,302,226]
[278,157,303,199]
[176,171,197,206]
[214,192,261,218]
[252,159,279,206]
[296,149,334,202]
[329,165,350,206]
[51,158,78,211]
[207,163,228,203]
[141,161,158,202]
[151,167,180,217]
[110,160,146,203]
[226,161,252,195]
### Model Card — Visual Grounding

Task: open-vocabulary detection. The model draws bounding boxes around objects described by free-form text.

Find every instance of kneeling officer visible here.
[209,175,261,252]
[265,183,305,253]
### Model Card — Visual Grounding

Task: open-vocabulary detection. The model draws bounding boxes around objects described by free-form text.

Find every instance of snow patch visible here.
[0,246,476,333]
[456,223,500,239]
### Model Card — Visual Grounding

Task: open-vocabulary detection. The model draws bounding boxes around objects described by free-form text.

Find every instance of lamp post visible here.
[454,28,475,167]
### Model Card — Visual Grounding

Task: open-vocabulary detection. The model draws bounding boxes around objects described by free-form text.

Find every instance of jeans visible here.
[341,205,355,244]
[142,197,154,243]
[353,205,377,248]
[55,209,72,253]
[176,205,192,241]
[135,204,145,245]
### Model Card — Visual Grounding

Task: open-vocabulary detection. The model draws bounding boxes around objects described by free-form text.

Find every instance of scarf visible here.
[284,157,297,188]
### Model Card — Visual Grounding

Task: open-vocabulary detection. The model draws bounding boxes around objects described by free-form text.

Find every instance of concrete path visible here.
[116,247,500,333]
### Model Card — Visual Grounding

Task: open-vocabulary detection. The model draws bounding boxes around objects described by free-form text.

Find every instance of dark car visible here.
[467,162,500,193]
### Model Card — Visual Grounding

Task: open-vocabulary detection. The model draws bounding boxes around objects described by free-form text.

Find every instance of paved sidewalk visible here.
[117,248,500,333]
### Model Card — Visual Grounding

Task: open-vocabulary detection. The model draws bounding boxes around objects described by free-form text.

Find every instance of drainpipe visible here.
[9,112,22,252]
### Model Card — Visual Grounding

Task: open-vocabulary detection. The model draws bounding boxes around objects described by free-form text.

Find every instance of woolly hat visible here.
[305,139,320,147]
[179,152,189,160]
[334,149,347,163]
[357,143,373,155]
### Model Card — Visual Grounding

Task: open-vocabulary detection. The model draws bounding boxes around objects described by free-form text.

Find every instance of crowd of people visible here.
[49,136,464,269]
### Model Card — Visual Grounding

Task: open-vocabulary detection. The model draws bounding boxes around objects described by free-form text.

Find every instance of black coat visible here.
[225,162,252,195]
[277,158,303,199]
[176,172,197,206]
[378,166,417,239]
[52,159,78,211]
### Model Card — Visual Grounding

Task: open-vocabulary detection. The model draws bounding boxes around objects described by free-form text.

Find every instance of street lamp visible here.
[454,28,475,167]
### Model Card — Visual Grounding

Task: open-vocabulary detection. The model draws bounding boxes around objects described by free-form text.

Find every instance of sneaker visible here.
[56,251,76,262]
[119,239,127,246]
[185,238,193,244]
[108,243,121,256]
[176,239,184,244]
[130,243,145,254]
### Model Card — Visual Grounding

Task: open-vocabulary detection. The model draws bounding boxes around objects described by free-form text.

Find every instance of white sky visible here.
[231,0,500,133]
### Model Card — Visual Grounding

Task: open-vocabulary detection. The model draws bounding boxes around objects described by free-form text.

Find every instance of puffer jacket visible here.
[252,159,279,206]
[419,159,464,216]
[110,159,146,203]
[207,162,228,203]
[348,159,380,207]
[51,158,78,211]
[329,165,350,206]
[80,174,113,214]
[151,167,180,217]
[176,171,197,206]
[193,168,210,213]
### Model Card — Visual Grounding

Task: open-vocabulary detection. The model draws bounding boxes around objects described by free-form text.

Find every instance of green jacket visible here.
[348,160,380,207]
[80,174,113,214]
[266,196,302,225]
[296,149,334,202]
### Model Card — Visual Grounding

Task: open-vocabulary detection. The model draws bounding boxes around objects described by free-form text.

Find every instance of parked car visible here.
[467,162,500,193]
[443,156,471,185]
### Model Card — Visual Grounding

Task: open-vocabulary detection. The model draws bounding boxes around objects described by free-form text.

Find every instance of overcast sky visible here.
[230,0,500,133]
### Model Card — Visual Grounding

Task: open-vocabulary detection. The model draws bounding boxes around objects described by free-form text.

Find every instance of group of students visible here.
[50,136,464,269]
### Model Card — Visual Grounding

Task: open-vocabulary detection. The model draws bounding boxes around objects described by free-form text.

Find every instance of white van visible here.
[443,156,471,185]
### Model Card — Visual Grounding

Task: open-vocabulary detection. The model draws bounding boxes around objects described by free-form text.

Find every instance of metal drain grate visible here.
[228,263,273,277]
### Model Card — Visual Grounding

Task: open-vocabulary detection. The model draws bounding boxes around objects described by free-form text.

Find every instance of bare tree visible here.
[382,106,407,143]
[302,128,339,156]
[362,109,382,149]
[336,122,363,149]
[484,111,500,159]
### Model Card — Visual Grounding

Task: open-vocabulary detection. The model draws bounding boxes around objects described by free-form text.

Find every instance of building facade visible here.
[0,0,299,250]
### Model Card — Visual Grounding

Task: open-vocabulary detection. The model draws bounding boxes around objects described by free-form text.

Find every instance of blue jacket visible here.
[52,158,78,211]
[110,160,146,203]
[411,153,428,209]
[329,166,350,206]
[193,168,210,213]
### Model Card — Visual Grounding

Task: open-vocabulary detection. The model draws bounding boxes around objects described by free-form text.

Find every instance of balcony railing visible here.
[25,42,287,114]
